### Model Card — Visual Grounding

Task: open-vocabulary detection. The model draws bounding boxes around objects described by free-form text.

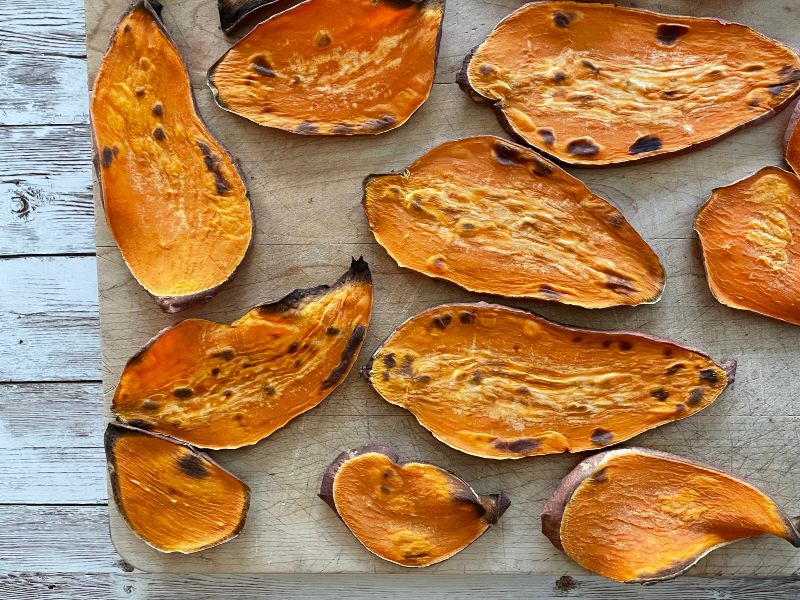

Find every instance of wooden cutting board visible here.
[88,0,800,575]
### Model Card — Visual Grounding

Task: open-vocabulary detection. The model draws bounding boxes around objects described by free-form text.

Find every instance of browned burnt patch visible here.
[656,23,690,46]
[699,369,719,385]
[491,437,541,454]
[152,102,164,117]
[101,146,114,168]
[252,56,276,77]
[591,467,608,484]
[539,285,562,299]
[459,311,476,324]
[432,313,452,329]
[196,141,231,195]
[553,11,575,28]
[296,121,318,135]
[629,135,663,155]
[321,324,366,389]
[153,126,165,140]
[688,388,704,406]
[666,363,685,376]
[172,386,194,399]
[326,326,340,336]
[650,388,669,401]
[177,453,209,479]
[566,138,600,157]
[590,428,613,446]
[360,115,396,132]
[538,127,555,147]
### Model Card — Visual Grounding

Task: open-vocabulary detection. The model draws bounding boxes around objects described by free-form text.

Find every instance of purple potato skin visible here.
[541,447,800,583]
[319,444,510,525]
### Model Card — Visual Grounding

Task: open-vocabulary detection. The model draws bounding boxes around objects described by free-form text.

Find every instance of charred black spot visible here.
[326,326,340,336]
[382,371,390,381]
[538,285,562,299]
[517,386,529,394]
[582,60,600,75]
[591,428,613,446]
[383,468,394,479]
[141,399,160,410]
[665,363,685,376]
[223,390,233,397]
[472,370,483,384]
[566,138,600,157]
[252,57,275,77]
[360,115,396,131]
[332,123,354,134]
[124,24,131,33]
[317,33,331,47]
[292,75,302,84]
[572,335,582,343]
[769,85,788,96]
[296,122,318,135]
[629,135,662,155]
[619,341,633,351]
[380,485,391,494]
[779,65,800,85]
[414,374,432,384]
[134,87,145,97]
[288,342,299,354]
[462,222,475,231]
[675,402,687,414]
[699,369,719,385]
[321,324,366,389]
[210,367,220,377]
[294,359,302,368]
[537,128,555,147]
[492,437,540,454]
[553,11,573,28]
[602,340,612,349]
[591,468,608,484]
[399,354,414,377]
[263,385,276,396]
[656,23,690,46]
[172,386,193,399]
[663,348,674,358]
[650,388,669,401]
[479,63,495,75]
[211,347,235,361]
[101,146,114,168]
[152,102,164,117]
[383,353,397,368]
[688,387,704,406]
[153,127,165,141]
[493,142,523,166]
[177,454,209,479]
[196,141,230,195]
[552,71,567,83]
[744,64,765,72]
[532,157,553,177]
[125,419,153,430]
[432,313,452,329]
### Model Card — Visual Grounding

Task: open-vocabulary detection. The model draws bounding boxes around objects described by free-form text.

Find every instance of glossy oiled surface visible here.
[80,0,800,581]
[558,450,797,583]
[113,262,372,448]
[106,425,249,553]
[695,168,800,326]
[208,0,443,135]
[364,136,663,307]
[332,452,491,567]
[463,1,800,165]
[91,3,252,300]
[367,303,730,459]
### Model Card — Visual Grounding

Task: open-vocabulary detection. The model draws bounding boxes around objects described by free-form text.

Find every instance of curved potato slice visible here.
[106,423,250,554]
[364,303,734,459]
[364,136,664,307]
[91,1,253,312]
[541,447,800,582]
[786,102,800,174]
[695,167,800,326]
[459,1,800,166]
[320,445,509,567]
[113,259,373,448]
[208,0,444,135]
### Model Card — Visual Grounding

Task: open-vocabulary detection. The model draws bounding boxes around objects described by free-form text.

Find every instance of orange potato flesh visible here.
[91,2,252,306]
[106,424,249,554]
[366,303,732,459]
[364,136,664,307]
[332,452,491,566]
[208,0,444,135]
[787,104,800,173]
[558,450,798,582]
[113,260,372,448]
[462,1,800,165]
[695,167,800,326]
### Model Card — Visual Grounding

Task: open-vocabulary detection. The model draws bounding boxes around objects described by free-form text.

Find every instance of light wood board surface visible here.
[84,0,800,579]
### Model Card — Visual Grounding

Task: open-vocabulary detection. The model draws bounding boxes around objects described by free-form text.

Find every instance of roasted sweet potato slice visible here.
[105,423,250,553]
[208,0,444,135]
[785,103,800,174]
[364,136,664,307]
[320,445,509,566]
[364,303,734,459]
[91,1,253,312]
[541,447,800,582]
[113,259,373,448]
[459,2,800,166]
[695,167,800,326]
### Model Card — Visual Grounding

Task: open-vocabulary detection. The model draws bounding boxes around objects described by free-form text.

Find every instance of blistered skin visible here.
[553,449,800,582]
[208,0,444,134]
[462,2,800,165]
[366,303,732,459]
[105,424,250,554]
[695,168,800,326]
[364,136,663,307]
[113,261,373,449]
[91,3,252,303]
[331,452,498,566]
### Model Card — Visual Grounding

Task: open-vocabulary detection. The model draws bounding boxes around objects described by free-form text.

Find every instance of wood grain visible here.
[85,0,800,576]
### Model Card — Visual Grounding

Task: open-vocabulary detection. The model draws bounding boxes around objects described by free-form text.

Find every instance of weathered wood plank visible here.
[0,125,94,255]
[3,572,800,600]
[0,0,89,126]
[0,256,99,381]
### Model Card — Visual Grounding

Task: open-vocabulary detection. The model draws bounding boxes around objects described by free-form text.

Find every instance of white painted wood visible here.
[0,256,99,381]
[86,0,800,577]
